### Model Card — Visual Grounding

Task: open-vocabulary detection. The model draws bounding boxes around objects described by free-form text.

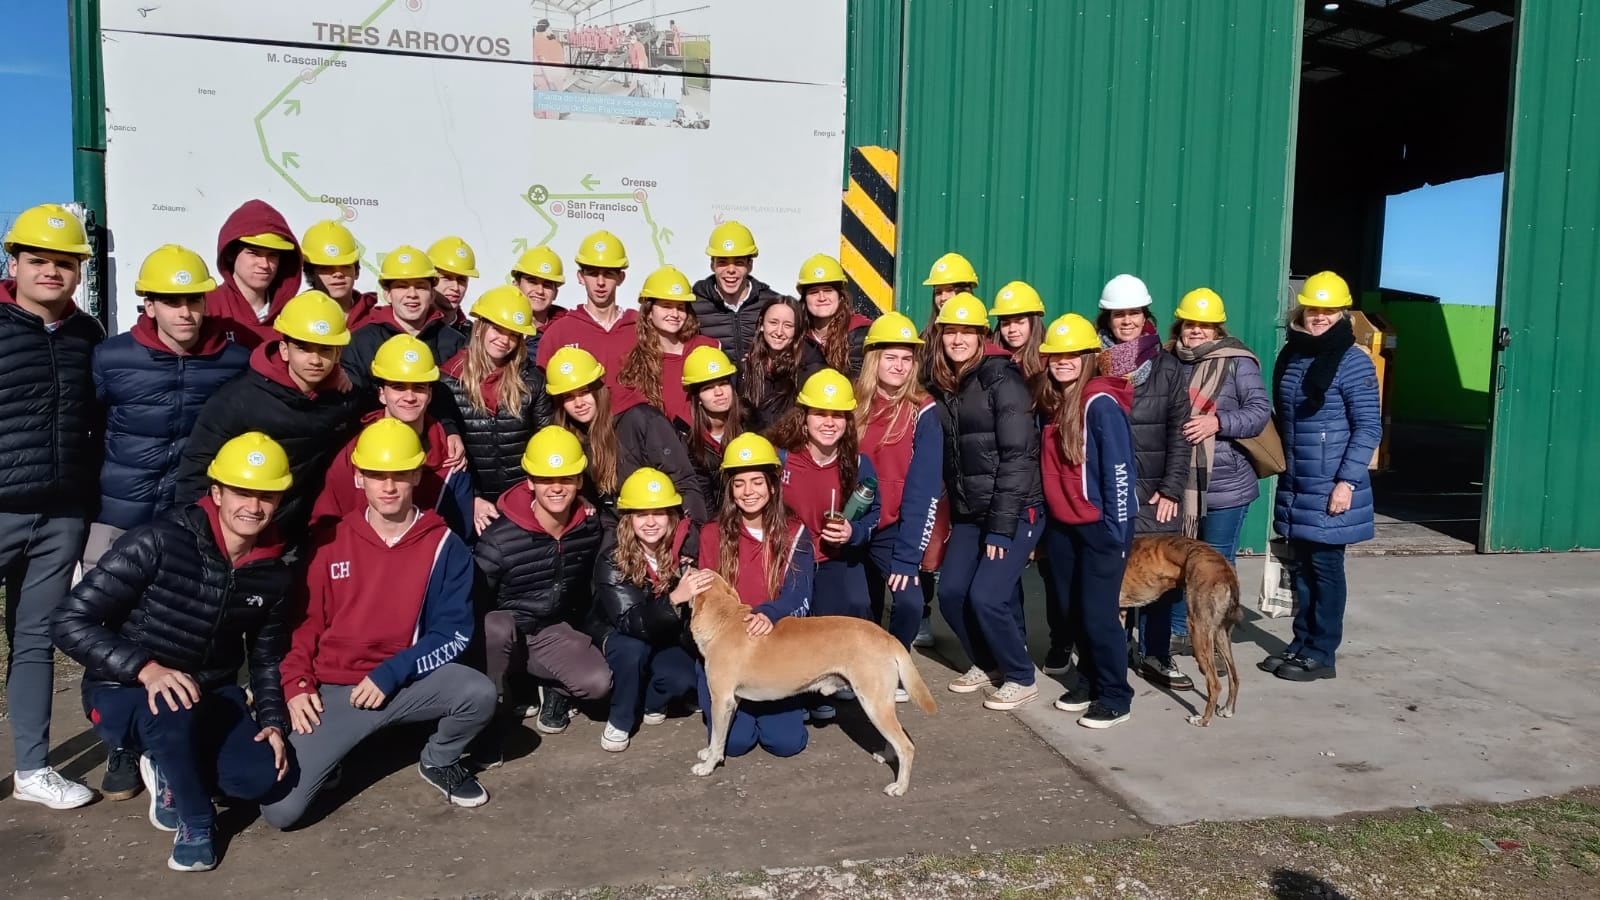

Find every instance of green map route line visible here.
[522,187,674,266]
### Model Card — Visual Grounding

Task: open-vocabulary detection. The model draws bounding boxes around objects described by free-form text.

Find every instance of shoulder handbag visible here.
[1224,359,1287,478]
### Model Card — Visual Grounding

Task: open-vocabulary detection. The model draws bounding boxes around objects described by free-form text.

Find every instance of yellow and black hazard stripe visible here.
[840,146,898,314]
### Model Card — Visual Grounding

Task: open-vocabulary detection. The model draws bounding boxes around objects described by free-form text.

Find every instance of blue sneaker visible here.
[167,822,216,872]
[139,753,178,832]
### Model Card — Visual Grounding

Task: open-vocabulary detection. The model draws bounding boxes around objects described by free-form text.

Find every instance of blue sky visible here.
[1380,173,1504,306]
[0,4,73,226]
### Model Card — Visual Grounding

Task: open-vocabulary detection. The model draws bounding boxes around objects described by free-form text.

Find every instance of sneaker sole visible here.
[1041,664,1073,676]
[911,638,935,648]
[600,738,630,752]
[101,785,141,802]
[167,856,216,873]
[10,788,96,811]
[534,721,570,735]
[140,755,178,831]
[894,691,910,704]
[642,714,667,726]
[982,693,1038,711]
[1054,699,1092,712]
[417,765,489,808]
[1078,713,1131,730]
[1275,667,1337,682]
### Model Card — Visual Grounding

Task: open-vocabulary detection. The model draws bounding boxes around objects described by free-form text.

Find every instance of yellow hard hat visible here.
[721,432,781,471]
[796,253,846,288]
[863,311,923,347]
[991,281,1045,317]
[934,292,990,328]
[638,265,694,302]
[922,252,978,287]
[428,236,480,278]
[617,466,683,511]
[2,203,90,257]
[522,425,588,477]
[511,245,566,284]
[796,368,857,411]
[1175,287,1227,323]
[544,346,605,395]
[207,431,292,492]
[470,285,538,336]
[705,221,758,258]
[301,220,360,267]
[379,245,438,282]
[273,290,353,346]
[1038,313,1101,355]
[135,244,218,296]
[350,418,426,472]
[1297,271,1353,309]
[370,334,440,383]
[682,345,735,386]
[239,232,296,252]
[574,230,629,269]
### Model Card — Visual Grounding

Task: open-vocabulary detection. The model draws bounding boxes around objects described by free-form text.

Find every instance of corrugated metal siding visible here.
[894,0,1301,549]
[1483,0,1600,552]
[845,0,904,165]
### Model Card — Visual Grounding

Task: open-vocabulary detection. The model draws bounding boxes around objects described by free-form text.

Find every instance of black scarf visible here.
[1274,316,1354,416]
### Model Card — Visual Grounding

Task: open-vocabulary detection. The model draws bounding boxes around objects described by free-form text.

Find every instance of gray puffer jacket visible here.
[1176,351,1272,511]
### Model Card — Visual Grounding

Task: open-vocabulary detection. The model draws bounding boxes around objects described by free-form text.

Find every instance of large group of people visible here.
[0,199,1382,873]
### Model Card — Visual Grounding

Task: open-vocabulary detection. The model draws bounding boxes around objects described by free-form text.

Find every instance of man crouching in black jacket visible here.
[52,433,296,874]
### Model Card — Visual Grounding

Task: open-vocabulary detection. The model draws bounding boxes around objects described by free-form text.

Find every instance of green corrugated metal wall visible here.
[844,0,903,165]
[1483,0,1600,552]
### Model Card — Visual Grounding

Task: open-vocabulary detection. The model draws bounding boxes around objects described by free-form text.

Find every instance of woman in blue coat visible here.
[1263,272,1382,683]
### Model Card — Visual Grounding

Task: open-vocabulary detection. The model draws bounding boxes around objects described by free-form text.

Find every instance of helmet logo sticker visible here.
[722,238,735,251]
[548,453,564,467]
[246,451,266,467]
[455,247,469,259]
[324,243,340,257]
[900,326,913,337]
[813,267,826,278]
[174,270,192,286]
[1196,298,1209,308]
[956,307,970,320]
[403,350,420,363]
[1002,289,1014,300]
[1315,289,1330,301]
[47,217,66,229]
[647,480,663,492]
[397,253,412,263]
[738,448,753,461]
[311,320,331,335]
[539,263,552,273]
[594,241,607,252]
[707,361,721,372]
[1056,325,1068,335]
[670,283,683,295]
[559,362,574,375]
[822,383,837,397]
[935,262,947,272]
[512,311,528,325]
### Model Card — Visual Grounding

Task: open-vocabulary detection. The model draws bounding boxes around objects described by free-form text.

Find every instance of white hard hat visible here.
[1099,274,1153,310]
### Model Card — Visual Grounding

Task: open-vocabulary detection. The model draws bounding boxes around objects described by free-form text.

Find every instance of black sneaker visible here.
[1053,684,1092,713]
[102,747,142,801]
[1138,655,1195,691]
[1077,702,1131,730]
[1257,652,1298,674]
[1275,657,1337,682]
[417,761,489,808]
[1042,647,1073,676]
[536,689,574,735]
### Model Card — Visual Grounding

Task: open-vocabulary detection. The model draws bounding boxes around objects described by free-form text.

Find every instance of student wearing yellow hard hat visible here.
[342,245,468,400]
[927,293,1045,712]
[437,285,555,535]
[427,236,479,334]
[174,290,363,541]
[2,203,103,811]
[534,230,636,389]
[509,244,569,359]
[301,220,378,329]
[589,467,711,752]
[695,432,814,759]
[1261,272,1381,684]
[472,426,610,744]
[617,265,720,427]
[918,252,980,374]
[261,418,495,829]
[205,200,304,348]
[1035,313,1138,729]
[735,294,826,433]
[690,221,782,365]
[990,280,1048,386]
[796,253,873,378]
[678,345,745,500]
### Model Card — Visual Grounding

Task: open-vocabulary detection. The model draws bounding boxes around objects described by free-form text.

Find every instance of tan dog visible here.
[688,573,937,795]
[1120,535,1243,726]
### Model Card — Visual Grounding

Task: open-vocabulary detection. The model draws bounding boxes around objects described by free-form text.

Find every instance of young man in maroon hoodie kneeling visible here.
[259,419,495,828]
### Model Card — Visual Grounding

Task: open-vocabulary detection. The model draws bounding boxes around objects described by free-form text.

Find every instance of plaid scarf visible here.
[1170,337,1258,537]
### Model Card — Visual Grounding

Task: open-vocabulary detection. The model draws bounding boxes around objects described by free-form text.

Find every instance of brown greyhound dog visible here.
[1121,535,1243,726]
[687,573,937,795]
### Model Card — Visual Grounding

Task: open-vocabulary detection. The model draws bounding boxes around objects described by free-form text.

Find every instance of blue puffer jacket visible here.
[1273,345,1382,545]
[93,320,250,530]
[1176,352,1272,511]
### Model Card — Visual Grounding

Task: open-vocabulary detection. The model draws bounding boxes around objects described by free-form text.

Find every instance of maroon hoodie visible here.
[495,479,595,536]
[130,314,231,357]
[206,200,303,349]
[197,494,285,569]
[249,341,352,399]
[534,303,639,389]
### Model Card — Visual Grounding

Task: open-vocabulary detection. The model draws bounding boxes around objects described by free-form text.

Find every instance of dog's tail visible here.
[894,643,937,714]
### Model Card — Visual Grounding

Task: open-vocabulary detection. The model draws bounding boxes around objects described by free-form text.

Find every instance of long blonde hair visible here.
[854,346,929,445]
[614,509,681,588]
[554,384,620,495]
[716,468,792,601]
[1041,355,1100,466]
[462,319,530,416]
[620,298,701,412]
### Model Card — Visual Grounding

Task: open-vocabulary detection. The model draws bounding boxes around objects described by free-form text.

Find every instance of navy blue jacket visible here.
[93,321,249,530]
[1273,346,1382,545]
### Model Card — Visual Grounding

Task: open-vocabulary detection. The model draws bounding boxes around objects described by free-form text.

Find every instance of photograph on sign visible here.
[531,10,711,128]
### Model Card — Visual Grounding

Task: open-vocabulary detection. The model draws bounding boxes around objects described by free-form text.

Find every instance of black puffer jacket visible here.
[474,485,605,635]
[932,352,1043,540]
[739,341,826,434]
[587,517,699,648]
[438,356,555,501]
[341,312,467,431]
[1122,348,1190,535]
[583,392,710,525]
[174,343,363,539]
[50,503,294,730]
[0,286,105,514]
[689,275,781,366]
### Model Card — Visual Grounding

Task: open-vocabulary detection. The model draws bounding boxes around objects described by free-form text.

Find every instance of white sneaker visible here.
[947,665,999,694]
[642,711,667,726]
[982,681,1039,711]
[912,620,935,648]
[12,767,94,810]
[894,687,910,704]
[512,702,540,719]
[600,724,630,752]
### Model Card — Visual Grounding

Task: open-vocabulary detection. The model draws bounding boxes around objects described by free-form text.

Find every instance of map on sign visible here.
[96,0,847,330]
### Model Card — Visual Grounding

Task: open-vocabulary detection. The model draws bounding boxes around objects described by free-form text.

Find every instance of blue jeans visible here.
[1286,540,1348,666]
[602,635,698,732]
[865,523,926,649]
[813,554,873,620]
[1042,521,1134,714]
[937,510,1044,686]
[696,662,808,758]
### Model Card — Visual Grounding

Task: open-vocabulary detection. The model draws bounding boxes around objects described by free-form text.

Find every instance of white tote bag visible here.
[1258,538,1297,618]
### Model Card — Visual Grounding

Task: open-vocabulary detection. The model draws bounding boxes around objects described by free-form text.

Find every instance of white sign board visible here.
[99,0,847,331]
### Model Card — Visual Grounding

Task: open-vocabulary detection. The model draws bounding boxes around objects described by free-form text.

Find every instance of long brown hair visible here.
[854,346,929,446]
[614,509,682,588]
[804,286,857,373]
[998,313,1046,379]
[1041,354,1101,465]
[688,377,744,471]
[554,383,620,494]
[716,468,792,600]
[929,324,986,394]
[739,296,808,409]
[769,404,860,498]
[619,298,701,412]
[463,318,531,416]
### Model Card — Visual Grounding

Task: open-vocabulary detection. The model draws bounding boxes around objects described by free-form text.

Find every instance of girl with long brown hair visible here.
[694,433,815,759]
[437,286,554,535]
[544,346,709,526]
[737,295,824,433]
[677,345,745,501]
[853,313,944,654]
[618,265,719,427]
[795,254,873,378]
[917,251,980,380]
